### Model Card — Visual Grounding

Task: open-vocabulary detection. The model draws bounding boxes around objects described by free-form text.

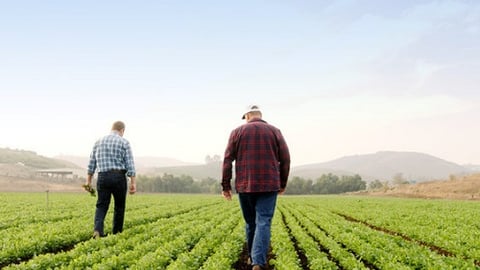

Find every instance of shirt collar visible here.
[248,118,266,124]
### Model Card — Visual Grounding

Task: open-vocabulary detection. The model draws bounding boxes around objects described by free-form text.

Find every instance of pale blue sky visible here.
[1,0,479,166]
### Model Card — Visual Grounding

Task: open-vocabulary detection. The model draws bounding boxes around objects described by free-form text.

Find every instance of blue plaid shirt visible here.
[87,131,136,177]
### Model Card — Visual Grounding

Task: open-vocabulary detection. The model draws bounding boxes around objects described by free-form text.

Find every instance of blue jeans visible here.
[94,171,127,235]
[238,191,278,267]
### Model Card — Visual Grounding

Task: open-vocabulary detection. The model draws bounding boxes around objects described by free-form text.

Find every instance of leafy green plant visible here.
[82,184,96,197]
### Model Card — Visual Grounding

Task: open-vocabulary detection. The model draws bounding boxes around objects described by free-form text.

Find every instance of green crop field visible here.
[1,192,479,269]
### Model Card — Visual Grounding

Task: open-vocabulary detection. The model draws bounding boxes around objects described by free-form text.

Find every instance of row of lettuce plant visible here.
[268,205,302,270]
[3,194,232,269]
[199,220,245,270]
[279,206,338,270]
[5,203,223,269]
[165,210,243,270]
[128,204,240,269]
[286,200,477,269]
[312,196,480,262]
[279,204,369,269]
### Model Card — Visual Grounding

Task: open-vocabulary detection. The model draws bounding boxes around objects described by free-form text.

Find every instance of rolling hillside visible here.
[2,148,479,197]
[365,173,480,200]
[0,148,83,192]
[0,148,79,169]
[55,155,197,170]
[291,151,471,182]
[55,151,472,183]
[6,149,472,184]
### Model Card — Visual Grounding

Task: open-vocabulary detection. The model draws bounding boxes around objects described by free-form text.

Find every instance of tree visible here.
[286,177,312,194]
[312,174,366,194]
[313,173,339,194]
[392,173,409,185]
[205,154,222,164]
[368,179,383,190]
[339,174,366,192]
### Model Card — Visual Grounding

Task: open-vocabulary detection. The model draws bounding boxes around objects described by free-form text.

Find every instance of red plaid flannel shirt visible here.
[222,118,290,193]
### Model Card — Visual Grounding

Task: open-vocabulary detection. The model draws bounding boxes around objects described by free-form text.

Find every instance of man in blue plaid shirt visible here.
[86,121,136,238]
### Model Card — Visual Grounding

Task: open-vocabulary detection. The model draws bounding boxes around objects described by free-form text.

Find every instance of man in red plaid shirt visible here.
[222,105,290,270]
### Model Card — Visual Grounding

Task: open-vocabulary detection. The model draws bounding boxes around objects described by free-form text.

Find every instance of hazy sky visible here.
[1,0,479,166]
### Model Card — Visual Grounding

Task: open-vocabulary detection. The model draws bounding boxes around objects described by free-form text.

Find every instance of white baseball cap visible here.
[241,104,261,119]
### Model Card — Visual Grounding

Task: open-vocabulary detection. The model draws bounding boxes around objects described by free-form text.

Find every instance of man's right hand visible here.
[222,190,232,201]
[129,183,136,194]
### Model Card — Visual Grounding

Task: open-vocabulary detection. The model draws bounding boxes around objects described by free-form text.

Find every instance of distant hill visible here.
[292,151,470,182]
[0,148,83,188]
[141,162,222,180]
[55,155,197,170]
[64,151,470,183]
[0,148,79,169]
[464,164,480,172]
[9,149,474,184]
[2,147,479,195]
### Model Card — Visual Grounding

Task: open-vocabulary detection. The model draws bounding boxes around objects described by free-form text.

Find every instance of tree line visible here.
[286,173,366,194]
[136,173,367,194]
[137,174,221,194]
